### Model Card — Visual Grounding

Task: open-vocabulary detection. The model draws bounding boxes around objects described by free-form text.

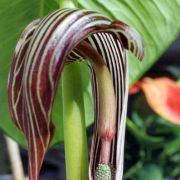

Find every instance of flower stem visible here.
[59,1,88,180]
[5,135,25,180]
[59,0,76,9]
[62,62,89,180]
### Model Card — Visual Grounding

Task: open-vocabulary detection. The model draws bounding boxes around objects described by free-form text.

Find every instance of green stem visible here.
[59,0,77,8]
[59,1,87,179]
[126,118,163,143]
[62,62,89,180]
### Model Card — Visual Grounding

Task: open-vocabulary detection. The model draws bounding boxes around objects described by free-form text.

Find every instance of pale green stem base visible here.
[59,0,77,8]
[62,62,89,180]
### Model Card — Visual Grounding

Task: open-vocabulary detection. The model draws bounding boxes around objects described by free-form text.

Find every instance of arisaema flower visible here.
[8,8,144,180]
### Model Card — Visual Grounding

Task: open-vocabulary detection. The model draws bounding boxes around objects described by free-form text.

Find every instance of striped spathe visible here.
[8,8,144,180]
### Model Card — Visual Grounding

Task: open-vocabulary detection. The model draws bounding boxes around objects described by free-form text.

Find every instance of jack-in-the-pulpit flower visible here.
[8,8,144,180]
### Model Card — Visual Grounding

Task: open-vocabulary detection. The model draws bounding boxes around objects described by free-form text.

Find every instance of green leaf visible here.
[0,0,180,145]
[0,0,43,146]
[78,0,180,85]
[126,118,163,144]
[133,164,163,180]
[161,139,180,156]
[0,0,59,146]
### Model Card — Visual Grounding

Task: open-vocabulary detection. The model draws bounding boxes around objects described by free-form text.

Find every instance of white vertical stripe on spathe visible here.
[85,32,126,180]
[23,10,71,150]
[116,51,128,180]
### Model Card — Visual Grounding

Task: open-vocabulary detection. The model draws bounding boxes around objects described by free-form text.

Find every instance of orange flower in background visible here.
[129,77,180,125]
[128,81,141,94]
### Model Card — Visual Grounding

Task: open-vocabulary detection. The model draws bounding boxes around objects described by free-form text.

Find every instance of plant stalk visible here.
[59,0,77,9]
[59,1,88,179]
[5,135,25,180]
[62,62,89,180]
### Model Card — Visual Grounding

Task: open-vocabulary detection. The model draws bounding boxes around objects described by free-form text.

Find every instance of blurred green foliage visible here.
[124,94,180,179]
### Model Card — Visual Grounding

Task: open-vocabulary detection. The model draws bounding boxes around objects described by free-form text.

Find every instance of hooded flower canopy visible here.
[8,8,144,180]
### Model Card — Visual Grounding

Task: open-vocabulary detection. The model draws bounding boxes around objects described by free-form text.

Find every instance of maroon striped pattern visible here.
[8,8,144,180]
[87,33,128,180]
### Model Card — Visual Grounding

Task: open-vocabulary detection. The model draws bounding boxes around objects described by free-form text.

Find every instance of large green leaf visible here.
[0,0,59,146]
[78,0,180,84]
[0,0,180,145]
